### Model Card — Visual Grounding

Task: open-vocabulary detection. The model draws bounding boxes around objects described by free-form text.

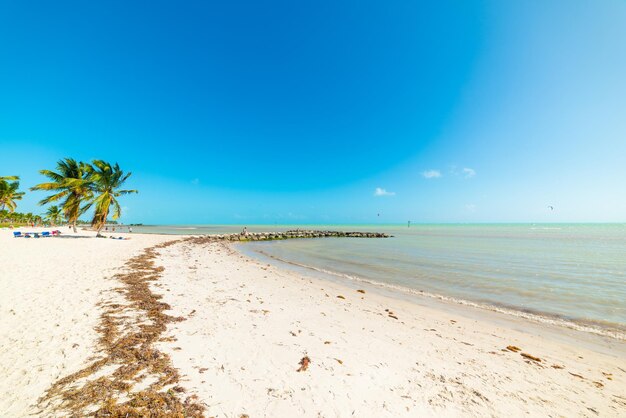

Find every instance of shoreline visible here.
[2,231,625,416]
[155,238,625,416]
[125,224,626,342]
[239,244,626,344]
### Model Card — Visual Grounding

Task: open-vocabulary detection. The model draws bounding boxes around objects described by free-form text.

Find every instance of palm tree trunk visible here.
[96,209,108,237]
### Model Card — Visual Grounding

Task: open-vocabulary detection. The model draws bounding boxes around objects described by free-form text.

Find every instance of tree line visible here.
[0,158,136,235]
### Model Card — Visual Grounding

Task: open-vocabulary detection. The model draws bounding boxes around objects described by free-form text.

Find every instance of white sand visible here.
[0,227,169,416]
[155,240,626,417]
[1,231,625,417]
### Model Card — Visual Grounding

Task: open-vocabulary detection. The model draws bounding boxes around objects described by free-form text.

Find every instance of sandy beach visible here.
[1,231,625,417]
[3,1,625,416]
[0,228,170,416]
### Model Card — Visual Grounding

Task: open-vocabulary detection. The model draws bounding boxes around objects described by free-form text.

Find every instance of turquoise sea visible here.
[134,224,626,338]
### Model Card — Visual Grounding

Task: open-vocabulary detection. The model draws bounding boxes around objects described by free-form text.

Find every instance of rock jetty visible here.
[205,230,392,242]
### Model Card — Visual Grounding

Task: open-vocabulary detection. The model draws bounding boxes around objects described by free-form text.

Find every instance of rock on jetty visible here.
[205,230,392,242]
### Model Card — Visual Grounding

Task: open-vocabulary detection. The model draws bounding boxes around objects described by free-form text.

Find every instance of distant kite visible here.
[548,205,554,211]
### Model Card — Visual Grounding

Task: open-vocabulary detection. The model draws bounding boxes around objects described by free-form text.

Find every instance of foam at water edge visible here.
[249,248,626,341]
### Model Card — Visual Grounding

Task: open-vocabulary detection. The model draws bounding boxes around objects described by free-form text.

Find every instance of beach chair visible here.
[33,233,40,238]
[13,231,22,238]
[42,231,51,237]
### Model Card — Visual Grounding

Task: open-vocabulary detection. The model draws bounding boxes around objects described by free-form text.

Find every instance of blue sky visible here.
[1,0,625,224]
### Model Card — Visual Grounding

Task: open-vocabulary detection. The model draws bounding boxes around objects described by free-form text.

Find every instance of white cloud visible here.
[191,178,200,185]
[374,187,395,197]
[465,203,476,212]
[422,170,441,179]
[463,168,476,178]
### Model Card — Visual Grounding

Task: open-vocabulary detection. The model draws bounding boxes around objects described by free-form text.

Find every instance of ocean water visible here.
[135,224,626,338]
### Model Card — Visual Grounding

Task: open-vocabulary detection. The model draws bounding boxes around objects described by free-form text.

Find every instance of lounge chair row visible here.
[13,231,61,238]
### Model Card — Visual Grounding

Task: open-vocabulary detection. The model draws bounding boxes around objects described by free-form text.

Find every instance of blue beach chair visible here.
[13,231,22,238]
[42,231,51,237]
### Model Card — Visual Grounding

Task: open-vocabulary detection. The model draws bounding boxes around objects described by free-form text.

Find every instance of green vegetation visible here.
[0,208,117,228]
[44,205,64,225]
[0,176,25,213]
[1,159,137,234]
[0,210,42,227]
[31,158,93,232]
[83,160,137,236]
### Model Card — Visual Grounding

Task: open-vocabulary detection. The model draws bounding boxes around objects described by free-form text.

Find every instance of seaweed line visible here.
[38,239,205,417]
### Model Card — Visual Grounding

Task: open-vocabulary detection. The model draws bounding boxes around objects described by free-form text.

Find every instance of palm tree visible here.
[45,205,64,226]
[31,159,92,232]
[11,211,24,224]
[0,177,25,212]
[84,160,137,236]
[23,212,35,225]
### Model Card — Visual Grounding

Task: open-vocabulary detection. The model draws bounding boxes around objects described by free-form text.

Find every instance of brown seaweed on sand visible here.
[297,356,311,372]
[506,345,521,352]
[336,295,346,299]
[356,289,366,294]
[520,353,542,362]
[38,238,205,417]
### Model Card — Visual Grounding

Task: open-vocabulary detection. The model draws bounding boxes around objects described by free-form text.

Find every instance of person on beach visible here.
[242,226,248,236]
[129,227,133,233]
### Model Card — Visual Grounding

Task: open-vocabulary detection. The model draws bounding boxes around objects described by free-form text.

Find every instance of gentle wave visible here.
[249,247,626,341]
